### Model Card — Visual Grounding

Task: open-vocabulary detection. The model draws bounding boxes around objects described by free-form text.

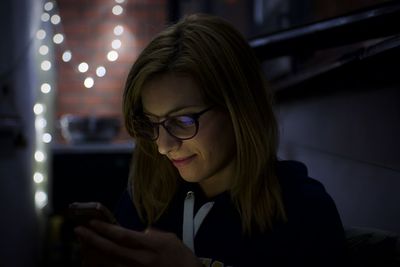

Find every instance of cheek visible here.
[194,115,236,160]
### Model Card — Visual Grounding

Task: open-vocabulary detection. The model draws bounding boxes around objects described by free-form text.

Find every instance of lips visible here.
[170,155,196,168]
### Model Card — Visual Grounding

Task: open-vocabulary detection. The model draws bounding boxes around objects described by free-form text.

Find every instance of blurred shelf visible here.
[249,1,400,61]
[51,141,135,154]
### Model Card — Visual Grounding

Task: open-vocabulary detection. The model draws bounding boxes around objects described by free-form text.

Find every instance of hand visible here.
[74,220,202,267]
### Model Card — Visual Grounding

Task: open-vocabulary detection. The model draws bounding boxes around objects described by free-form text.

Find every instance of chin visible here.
[179,171,202,183]
[180,176,200,183]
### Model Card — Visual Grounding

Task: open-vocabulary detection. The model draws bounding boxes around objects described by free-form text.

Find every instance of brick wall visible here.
[54,0,167,142]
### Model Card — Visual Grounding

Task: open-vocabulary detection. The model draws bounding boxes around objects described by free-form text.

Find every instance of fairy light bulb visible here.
[39,45,49,55]
[113,25,124,36]
[53,33,64,44]
[34,151,46,162]
[41,13,50,22]
[34,172,44,183]
[51,14,61,25]
[62,51,72,62]
[33,103,45,115]
[35,191,48,208]
[41,83,51,94]
[112,5,123,15]
[84,77,94,88]
[42,133,52,143]
[44,2,54,11]
[111,39,121,49]
[36,29,46,40]
[78,62,89,73]
[41,60,51,71]
[107,51,118,61]
[35,117,47,129]
[96,66,106,77]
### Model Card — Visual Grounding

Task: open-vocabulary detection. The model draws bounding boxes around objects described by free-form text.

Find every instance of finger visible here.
[75,225,155,267]
[88,220,154,248]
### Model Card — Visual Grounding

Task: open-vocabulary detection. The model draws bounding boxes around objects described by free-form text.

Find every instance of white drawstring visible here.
[182,191,214,253]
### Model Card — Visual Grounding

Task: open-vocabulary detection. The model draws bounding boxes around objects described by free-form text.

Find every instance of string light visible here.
[111,39,121,49]
[42,133,52,143]
[36,29,46,40]
[34,172,45,184]
[41,13,50,22]
[35,191,48,209]
[50,14,61,25]
[44,2,54,11]
[78,62,89,73]
[35,117,47,129]
[39,45,49,55]
[33,103,45,115]
[40,60,52,71]
[62,50,72,62]
[112,5,123,15]
[39,2,129,89]
[107,50,119,61]
[33,0,128,211]
[53,33,64,44]
[40,83,51,94]
[96,66,106,77]
[84,77,94,88]
[34,151,46,162]
[113,25,124,35]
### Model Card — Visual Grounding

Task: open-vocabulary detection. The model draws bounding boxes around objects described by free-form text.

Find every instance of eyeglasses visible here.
[133,107,213,141]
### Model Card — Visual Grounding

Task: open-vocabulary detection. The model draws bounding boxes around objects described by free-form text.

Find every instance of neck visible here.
[199,158,235,198]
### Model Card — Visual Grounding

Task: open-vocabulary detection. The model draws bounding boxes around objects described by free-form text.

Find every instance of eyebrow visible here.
[142,105,205,118]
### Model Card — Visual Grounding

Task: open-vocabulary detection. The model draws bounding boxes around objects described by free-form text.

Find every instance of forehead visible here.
[141,73,205,115]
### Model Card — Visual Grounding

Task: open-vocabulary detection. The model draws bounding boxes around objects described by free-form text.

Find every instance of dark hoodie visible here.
[114,160,346,267]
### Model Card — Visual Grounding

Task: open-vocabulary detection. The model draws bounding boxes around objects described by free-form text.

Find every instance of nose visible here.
[156,126,181,155]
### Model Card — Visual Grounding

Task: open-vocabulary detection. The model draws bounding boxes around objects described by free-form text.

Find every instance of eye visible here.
[169,116,195,128]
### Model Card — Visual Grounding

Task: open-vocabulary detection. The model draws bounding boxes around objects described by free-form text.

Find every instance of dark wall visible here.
[276,45,400,233]
[0,0,42,266]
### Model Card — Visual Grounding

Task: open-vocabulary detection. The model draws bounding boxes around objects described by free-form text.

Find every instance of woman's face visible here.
[141,73,236,197]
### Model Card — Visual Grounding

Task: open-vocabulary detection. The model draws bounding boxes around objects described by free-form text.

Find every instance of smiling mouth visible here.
[171,155,196,167]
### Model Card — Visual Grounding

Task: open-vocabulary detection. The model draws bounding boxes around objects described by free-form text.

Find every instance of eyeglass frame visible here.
[133,106,214,141]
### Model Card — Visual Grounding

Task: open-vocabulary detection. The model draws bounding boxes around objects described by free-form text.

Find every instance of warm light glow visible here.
[111,39,122,49]
[34,172,44,183]
[33,103,45,115]
[41,83,51,94]
[96,66,106,77]
[35,191,48,209]
[62,50,72,62]
[42,133,52,143]
[53,33,64,44]
[34,151,46,162]
[41,60,52,71]
[84,77,94,88]
[44,2,54,11]
[41,13,50,22]
[113,25,124,36]
[51,14,61,25]
[78,62,89,73]
[35,117,47,129]
[36,29,46,40]
[115,0,125,3]
[107,50,118,61]
[112,5,123,15]
[39,45,49,55]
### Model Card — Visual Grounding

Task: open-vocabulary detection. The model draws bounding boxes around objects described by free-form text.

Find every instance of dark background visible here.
[1,0,399,266]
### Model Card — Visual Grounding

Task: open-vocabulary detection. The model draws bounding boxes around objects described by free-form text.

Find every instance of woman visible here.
[75,14,346,266]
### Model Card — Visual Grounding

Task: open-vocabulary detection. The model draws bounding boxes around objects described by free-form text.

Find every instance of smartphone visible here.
[68,202,118,225]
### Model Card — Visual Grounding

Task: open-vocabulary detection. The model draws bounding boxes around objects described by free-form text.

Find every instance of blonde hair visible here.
[123,14,286,234]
